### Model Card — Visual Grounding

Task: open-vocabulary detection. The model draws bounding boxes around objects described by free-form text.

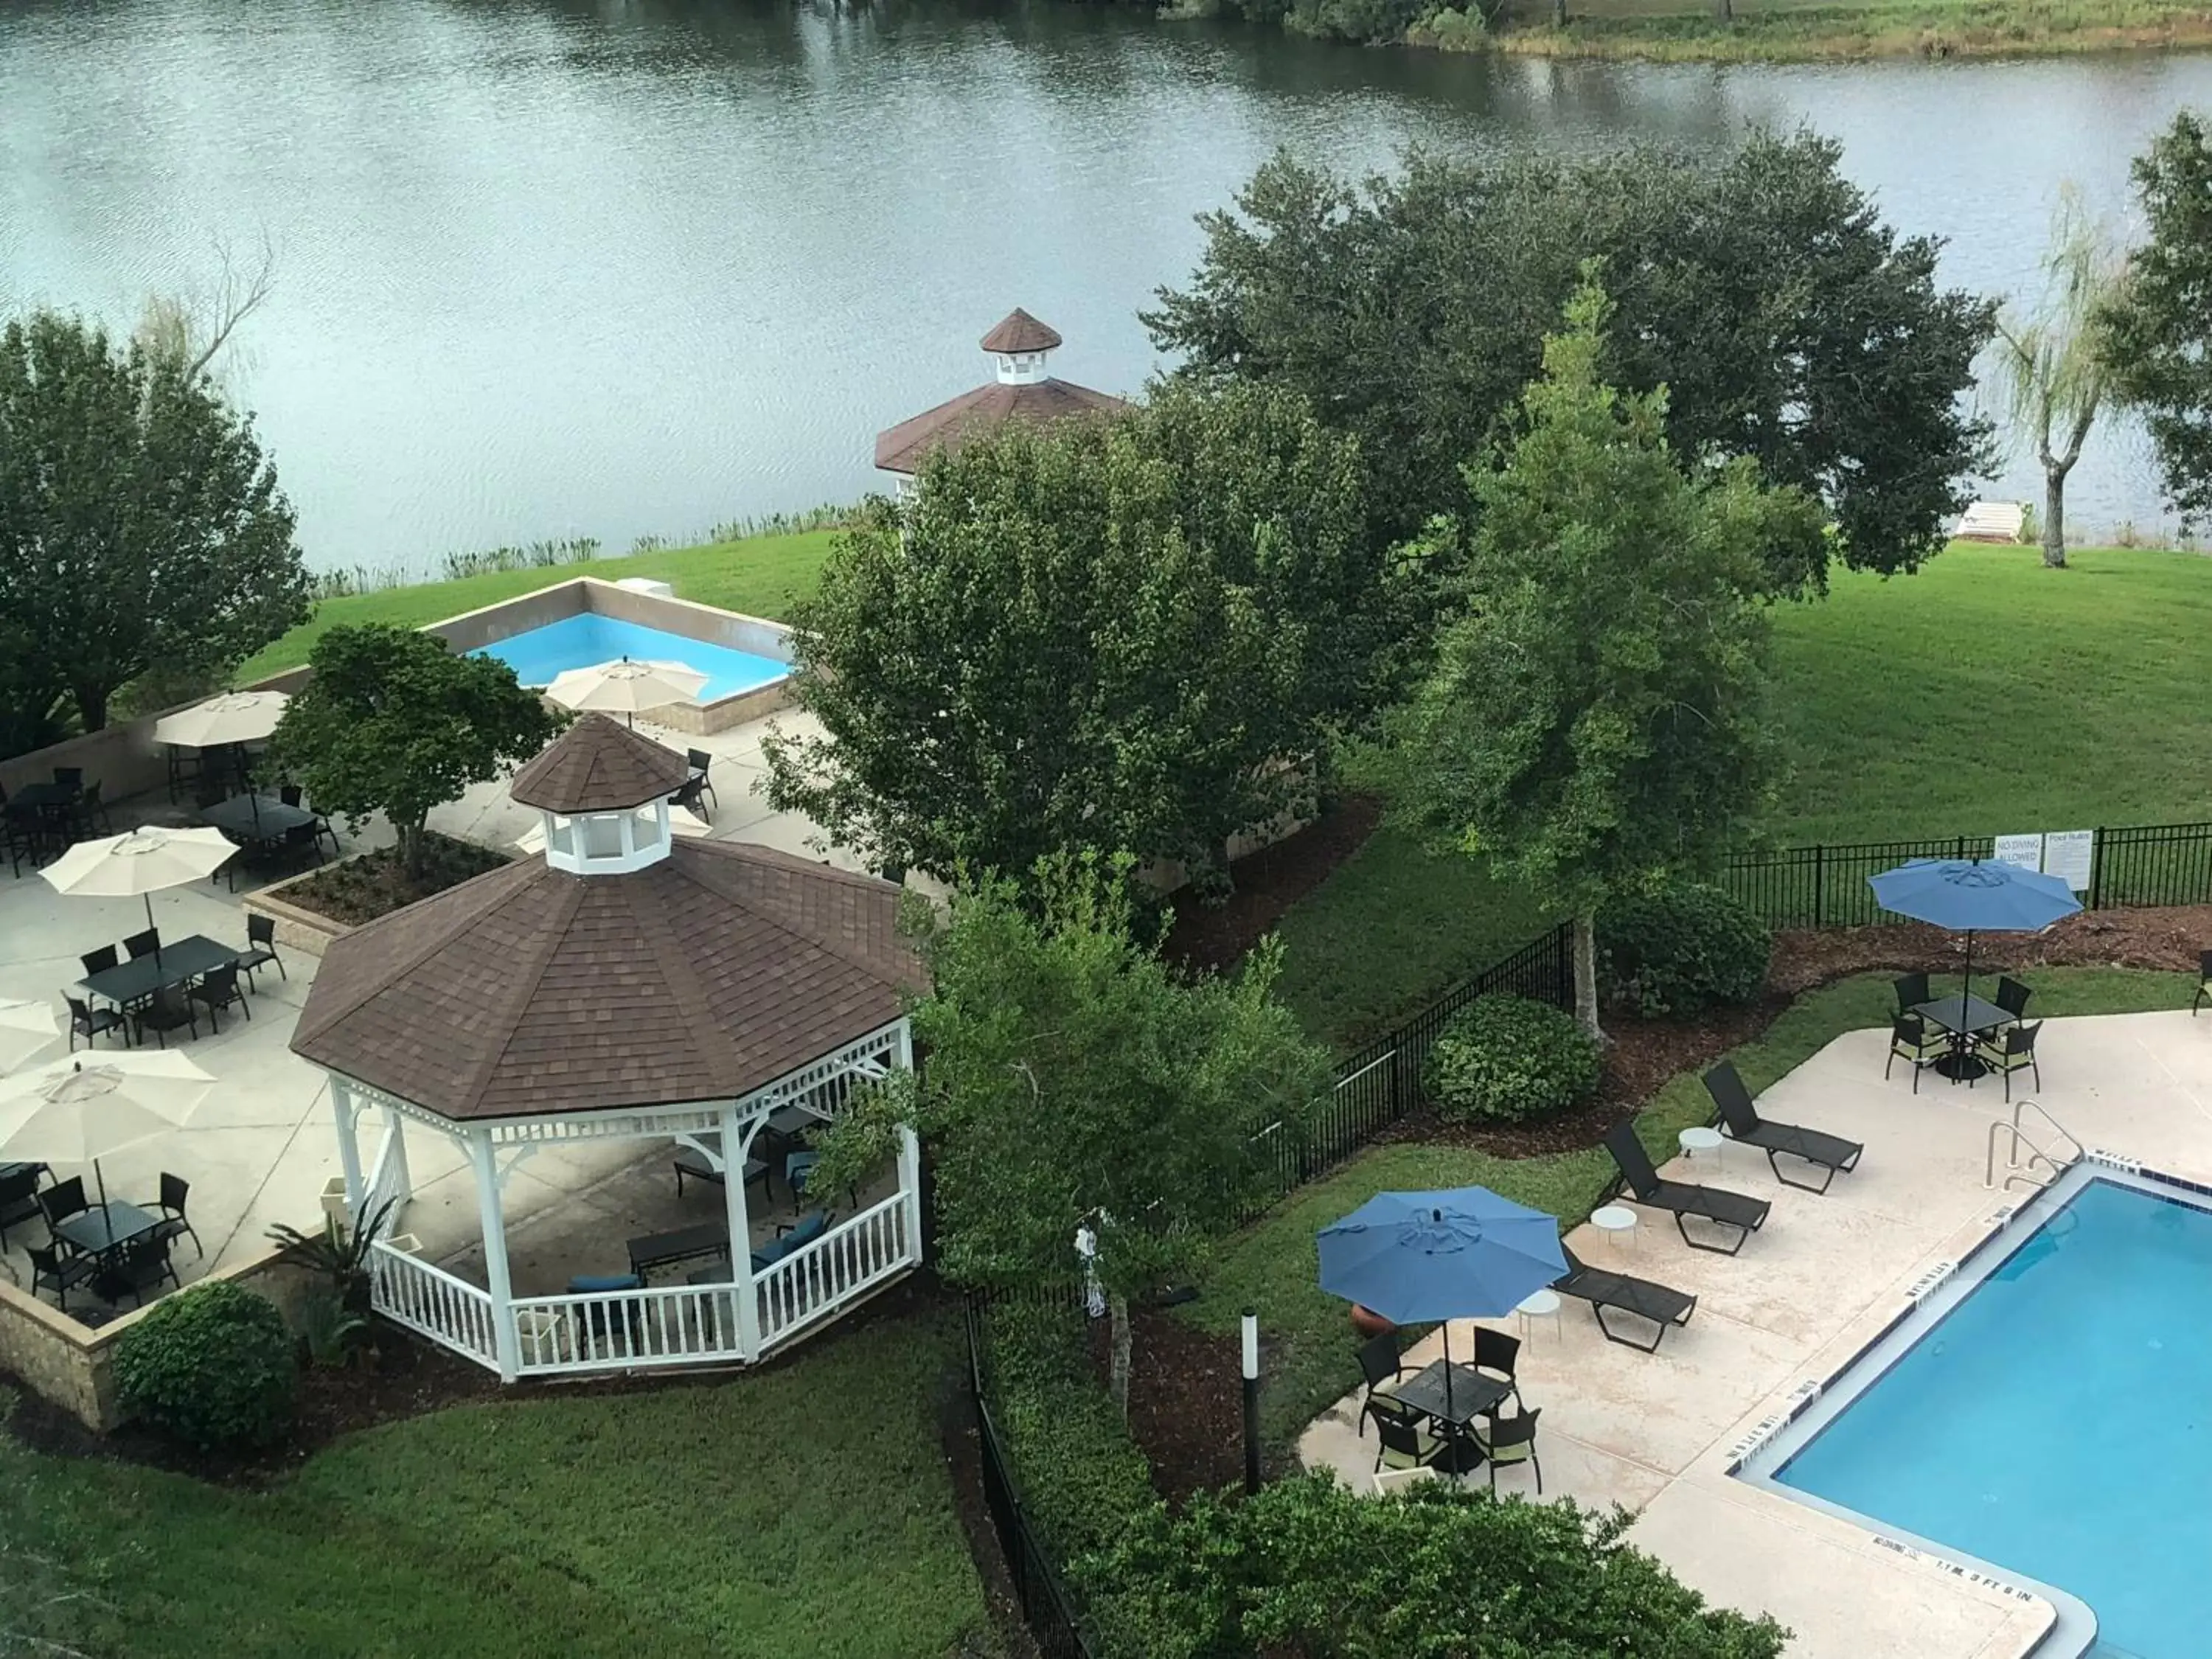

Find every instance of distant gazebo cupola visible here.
[289,712,926,1382]
[873,307,1133,482]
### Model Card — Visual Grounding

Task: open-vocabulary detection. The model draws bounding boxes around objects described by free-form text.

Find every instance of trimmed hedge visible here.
[1599,877,1772,1019]
[1422,992,1602,1124]
[980,1301,1155,1565]
[113,1281,296,1450]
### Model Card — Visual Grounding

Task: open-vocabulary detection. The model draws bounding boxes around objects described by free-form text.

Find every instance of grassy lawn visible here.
[1273,544,2212,1048]
[1471,0,2212,60]
[1183,967,2199,1453]
[0,1310,992,1659]
[236,529,842,682]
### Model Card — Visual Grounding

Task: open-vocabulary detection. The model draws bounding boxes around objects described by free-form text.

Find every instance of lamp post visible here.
[1241,1310,1262,1495]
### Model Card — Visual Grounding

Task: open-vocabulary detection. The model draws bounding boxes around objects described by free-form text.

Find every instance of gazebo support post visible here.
[330,1078,367,1217]
[379,1103,414,1217]
[895,1023,922,1265]
[467,1129,521,1382]
[719,1105,762,1360]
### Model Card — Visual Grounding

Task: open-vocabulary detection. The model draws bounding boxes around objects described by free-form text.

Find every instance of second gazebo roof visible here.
[509,713,693,815]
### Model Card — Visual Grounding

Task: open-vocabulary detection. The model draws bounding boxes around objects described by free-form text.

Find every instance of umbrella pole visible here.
[1962,930,1975,1010]
[145,894,160,964]
[93,1157,110,1219]
[1443,1321,1454,1419]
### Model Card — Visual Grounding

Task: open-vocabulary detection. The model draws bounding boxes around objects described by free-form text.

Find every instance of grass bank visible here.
[1183,967,2199,1453]
[1444,0,2212,62]
[1274,544,2212,1048]
[0,1310,992,1659]
[237,528,842,682]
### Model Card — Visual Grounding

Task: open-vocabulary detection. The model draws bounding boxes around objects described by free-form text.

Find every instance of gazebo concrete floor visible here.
[1299,1009,2212,1659]
[0,704,861,1312]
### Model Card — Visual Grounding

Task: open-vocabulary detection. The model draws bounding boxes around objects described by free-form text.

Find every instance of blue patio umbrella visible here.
[1318,1186,1567,1418]
[1867,858,2082,1008]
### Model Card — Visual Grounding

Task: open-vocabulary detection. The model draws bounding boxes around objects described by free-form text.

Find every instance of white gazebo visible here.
[288,714,925,1381]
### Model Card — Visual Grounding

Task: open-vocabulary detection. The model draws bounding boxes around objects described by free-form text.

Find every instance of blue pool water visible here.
[470,614,786,703]
[1778,1179,2212,1658]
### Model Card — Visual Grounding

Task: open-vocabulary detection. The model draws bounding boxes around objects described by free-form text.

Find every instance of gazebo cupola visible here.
[981,307,1062,387]
[507,712,692,877]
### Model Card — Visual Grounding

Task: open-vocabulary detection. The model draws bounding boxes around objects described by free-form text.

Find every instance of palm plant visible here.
[267,1196,397,1316]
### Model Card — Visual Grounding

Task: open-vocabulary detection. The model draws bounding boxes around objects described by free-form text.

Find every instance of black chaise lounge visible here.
[1702,1060,1865,1195]
[1601,1122,1771,1255]
[1552,1244,1696,1352]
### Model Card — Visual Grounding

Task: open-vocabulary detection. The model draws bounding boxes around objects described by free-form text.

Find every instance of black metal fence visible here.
[964,1302,1102,1659]
[1719,821,2212,930]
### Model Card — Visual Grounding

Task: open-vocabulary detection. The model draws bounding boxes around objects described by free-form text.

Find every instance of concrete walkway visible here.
[1298,1009,2212,1659]
[0,706,859,1301]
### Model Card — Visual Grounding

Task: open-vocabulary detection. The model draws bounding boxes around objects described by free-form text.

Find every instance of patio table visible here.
[1914,993,2011,1082]
[1390,1358,1509,1432]
[54,1200,161,1257]
[200,795,316,844]
[80,934,238,1009]
[7,782,80,814]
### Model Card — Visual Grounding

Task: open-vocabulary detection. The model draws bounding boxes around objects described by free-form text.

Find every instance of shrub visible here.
[1422,992,1602,1124]
[1075,1471,1789,1659]
[113,1281,296,1450]
[981,1302,1157,1565]
[1599,877,1773,1019]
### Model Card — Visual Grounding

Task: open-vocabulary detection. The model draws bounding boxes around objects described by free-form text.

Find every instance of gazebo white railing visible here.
[325,1019,922,1382]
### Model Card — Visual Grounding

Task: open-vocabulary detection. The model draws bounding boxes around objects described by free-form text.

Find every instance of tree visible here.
[1074,1472,1788,1659]
[1146,131,1994,593]
[266,625,566,876]
[2099,111,2212,526]
[811,855,1332,1414]
[1989,187,2128,569]
[760,380,1382,895]
[0,307,308,748]
[1397,279,1801,1038]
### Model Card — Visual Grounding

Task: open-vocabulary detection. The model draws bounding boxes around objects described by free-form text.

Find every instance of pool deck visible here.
[1298,1009,2212,1659]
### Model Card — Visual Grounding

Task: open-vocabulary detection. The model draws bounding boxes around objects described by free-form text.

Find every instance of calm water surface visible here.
[4,0,2209,571]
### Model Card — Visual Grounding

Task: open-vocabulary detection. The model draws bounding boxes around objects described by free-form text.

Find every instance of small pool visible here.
[470,613,787,703]
[1772,1175,2212,1658]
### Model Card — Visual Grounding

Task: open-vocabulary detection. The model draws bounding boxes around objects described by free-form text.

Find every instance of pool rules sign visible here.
[1993,830,2095,891]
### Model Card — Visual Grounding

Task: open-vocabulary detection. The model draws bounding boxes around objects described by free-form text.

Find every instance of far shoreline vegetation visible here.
[1157,0,2212,64]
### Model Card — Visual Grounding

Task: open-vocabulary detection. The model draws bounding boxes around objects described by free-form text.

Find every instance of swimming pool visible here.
[1767,1173,2212,1658]
[470,613,787,703]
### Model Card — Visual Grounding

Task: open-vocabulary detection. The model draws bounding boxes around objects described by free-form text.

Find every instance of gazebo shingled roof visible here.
[291,841,919,1121]
[509,712,693,814]
[978,308,1063,353]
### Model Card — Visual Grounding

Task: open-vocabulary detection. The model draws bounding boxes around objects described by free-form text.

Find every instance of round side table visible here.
[1678,1124,1725,1167]
[1590,1203,1638,1254]
[1514,1287,1562,1343]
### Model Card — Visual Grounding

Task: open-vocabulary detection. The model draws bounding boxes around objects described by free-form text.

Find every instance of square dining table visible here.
[1914,993,2011,1081]
[54,1201,161,1257]
[1390,1358,1509,1431]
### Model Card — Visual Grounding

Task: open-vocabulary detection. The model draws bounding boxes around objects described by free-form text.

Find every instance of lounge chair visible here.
[1551,1244,1696,1352]
[750,1208,828,1273]
[1703,1060,1863,1194]
[2192,950,2211,1018]
[1601,1123,1770,1255]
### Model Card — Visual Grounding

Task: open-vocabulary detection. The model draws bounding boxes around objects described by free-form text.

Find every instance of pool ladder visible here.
[1983,1099,2084,1194]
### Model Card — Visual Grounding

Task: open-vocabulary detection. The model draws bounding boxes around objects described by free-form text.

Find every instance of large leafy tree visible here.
[2099,111,2212,526]
[1147,130,1994,593]
[761,380,1380,894]
[0,308,308,751]
[1398,279,1803,1037]
[267,625,566,875]
[812,855,1331,1413]
[1076,1472,1787,1659]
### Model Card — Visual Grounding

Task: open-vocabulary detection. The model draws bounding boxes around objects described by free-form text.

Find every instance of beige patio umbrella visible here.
[151,689,290,748]
[544,657,709,728]
[0,1051,213,1214]
[40,826,237,953]
[0,999,60,1073]
[512,801,710,855]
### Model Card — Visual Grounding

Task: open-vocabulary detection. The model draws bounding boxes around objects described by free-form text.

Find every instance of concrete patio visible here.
[0,705,864,1310]
[1298,1008,2212,1659]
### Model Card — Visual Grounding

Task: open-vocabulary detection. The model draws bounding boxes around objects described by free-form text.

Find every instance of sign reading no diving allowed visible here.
[1992,830,2095,892]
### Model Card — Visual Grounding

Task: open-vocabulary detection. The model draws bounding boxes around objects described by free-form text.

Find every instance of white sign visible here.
[2043,830,2095,892]
[1992,834,2043,873]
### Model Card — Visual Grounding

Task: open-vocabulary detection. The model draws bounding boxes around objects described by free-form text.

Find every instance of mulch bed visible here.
[1084,1304,1249,1504]
[1767,903,2212,994]
[276,830,509,925]
[1159,794,1383,977]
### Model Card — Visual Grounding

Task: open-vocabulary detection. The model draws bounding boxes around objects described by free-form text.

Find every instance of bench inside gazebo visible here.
[288,714,925,1381]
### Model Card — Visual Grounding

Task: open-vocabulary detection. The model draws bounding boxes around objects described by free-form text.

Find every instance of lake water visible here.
[4,0,2208,574]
